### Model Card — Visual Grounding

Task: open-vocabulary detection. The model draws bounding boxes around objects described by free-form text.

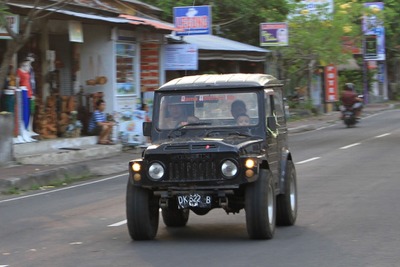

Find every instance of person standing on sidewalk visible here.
[88,99,114,144]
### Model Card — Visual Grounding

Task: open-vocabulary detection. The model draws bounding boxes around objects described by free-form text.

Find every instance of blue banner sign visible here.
[174,6,211,36]
[363,2,385,61]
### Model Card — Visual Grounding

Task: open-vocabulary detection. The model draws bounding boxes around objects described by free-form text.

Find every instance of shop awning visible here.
[168,34,270,62]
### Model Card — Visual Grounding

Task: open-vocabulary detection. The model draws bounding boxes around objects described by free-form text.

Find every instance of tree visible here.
[279,0,368,97]
[142,0,400,99]
[139,0,289,46]
[0,0,72,92]
[379,0,400,99]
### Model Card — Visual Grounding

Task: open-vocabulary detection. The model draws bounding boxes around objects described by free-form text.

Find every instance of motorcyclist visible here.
[340,83,363,119]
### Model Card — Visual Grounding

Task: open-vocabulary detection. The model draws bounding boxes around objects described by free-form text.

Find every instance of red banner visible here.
[324,65,338,102]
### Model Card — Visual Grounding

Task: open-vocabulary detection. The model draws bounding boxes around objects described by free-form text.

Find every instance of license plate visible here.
[177,194,212,209]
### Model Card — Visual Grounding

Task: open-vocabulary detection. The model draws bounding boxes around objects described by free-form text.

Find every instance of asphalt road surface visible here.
[1,109,399,267]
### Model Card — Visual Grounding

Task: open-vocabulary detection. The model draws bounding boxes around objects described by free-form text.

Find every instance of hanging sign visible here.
[0,15,19,39]
[164,44,198,70]
[69,21,83,43]
[260,23,288,46]
[362,2,385,61]
[288,0,334,20]
[174,6,211,36]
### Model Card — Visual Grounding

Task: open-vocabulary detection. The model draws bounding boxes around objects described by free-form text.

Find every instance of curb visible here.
[288,124,318,134]
[0,164,91,193]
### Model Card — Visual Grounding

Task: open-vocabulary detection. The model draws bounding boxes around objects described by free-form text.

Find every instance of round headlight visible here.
[148,162,165,180]
[221,160,238,178]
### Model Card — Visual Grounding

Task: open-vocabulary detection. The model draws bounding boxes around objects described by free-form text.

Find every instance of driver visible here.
[161,101,199,128]
[340,83,363,119]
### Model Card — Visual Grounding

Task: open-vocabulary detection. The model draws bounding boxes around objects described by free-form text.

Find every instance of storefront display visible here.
[116,43,136,96]
[115,96,146,146]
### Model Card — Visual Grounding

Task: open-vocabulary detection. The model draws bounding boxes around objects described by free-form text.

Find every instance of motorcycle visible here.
[341,95,363,128]
[342,107,359,128]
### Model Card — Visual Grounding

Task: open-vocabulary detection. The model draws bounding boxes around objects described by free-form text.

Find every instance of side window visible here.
[272,89,284,117]
[264,90,272,124]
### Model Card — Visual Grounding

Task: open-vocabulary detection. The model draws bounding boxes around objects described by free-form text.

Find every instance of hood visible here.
[145,135,263,155]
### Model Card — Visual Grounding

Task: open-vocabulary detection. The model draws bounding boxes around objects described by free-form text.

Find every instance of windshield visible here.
[156,92,259,130]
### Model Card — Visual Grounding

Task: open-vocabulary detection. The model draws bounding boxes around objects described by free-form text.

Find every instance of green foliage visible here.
[141,0,288,46]
[0,3,11,27]
[377,0,400,89]
[141,0,390,97]
[278,1,368,91]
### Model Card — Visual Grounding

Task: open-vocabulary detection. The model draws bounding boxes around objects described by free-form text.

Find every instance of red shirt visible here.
[17,68,33,98]
[340,90,358,108]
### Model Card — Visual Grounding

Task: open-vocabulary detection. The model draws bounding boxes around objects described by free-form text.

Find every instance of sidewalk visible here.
[0,102,396,195]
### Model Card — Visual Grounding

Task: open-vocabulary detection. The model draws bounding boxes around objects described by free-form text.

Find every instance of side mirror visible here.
[267,116,277,132]
[143,122,152,137]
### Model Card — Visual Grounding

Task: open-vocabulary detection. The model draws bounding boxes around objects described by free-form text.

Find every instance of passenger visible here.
[236,113,250,126]
[231,100,247,120]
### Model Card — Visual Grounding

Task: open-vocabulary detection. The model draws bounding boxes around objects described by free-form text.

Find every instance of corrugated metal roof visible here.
[169,34,269,53]
[8,3,177,32]
[167,34,269,61]
[119,14,179,32]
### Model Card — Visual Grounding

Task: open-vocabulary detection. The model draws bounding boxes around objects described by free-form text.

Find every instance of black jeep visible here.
[126,73,297,240]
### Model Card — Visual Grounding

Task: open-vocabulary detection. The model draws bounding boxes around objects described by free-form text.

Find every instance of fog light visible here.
[246,169,255,178]
[132,162,141,172]
[133,173,141,181]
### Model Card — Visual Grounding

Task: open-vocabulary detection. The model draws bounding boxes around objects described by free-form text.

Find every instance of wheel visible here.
[276,160,298,226]
[162,198,190,227]
[126,180,159,240]
[245,169,276,240]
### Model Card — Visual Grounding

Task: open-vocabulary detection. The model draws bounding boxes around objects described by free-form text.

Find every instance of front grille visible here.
[168,153,218,182]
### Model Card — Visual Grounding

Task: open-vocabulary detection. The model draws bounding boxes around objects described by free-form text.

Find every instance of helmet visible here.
[344,83,354,91]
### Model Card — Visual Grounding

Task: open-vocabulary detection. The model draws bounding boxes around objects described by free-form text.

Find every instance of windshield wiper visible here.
[205,130,252,138]
[168,122,211,138]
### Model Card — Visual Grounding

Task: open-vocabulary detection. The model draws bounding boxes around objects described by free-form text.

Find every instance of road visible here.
[1,109,400,267]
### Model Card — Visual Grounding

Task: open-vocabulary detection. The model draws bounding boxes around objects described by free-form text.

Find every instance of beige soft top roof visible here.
[158,73,282,91]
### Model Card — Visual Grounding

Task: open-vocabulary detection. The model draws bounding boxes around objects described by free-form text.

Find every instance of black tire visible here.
[162,198,190,227]
[344,116,356,128]
[276,160,298,226]
[126,180,159,240]
[245,169,276,240]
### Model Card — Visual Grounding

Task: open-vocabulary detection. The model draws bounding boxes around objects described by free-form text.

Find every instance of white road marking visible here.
[0,173,128,204]
[375,133,391,138]
[296,157,320,165]
[340,143,361,150]
[0,265,9,267]
[109,210,164,227]
[108,220,127,227]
